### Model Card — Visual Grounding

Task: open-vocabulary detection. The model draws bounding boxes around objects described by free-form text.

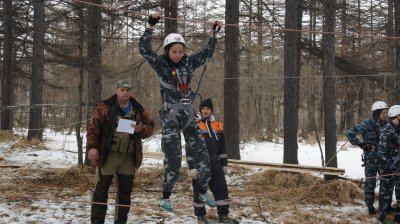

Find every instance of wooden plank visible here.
[143,151,345,176]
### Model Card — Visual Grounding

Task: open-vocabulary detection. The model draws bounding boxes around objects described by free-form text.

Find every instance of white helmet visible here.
[163,33,185,49]
[371,101,388,111]
[388,105,400,118]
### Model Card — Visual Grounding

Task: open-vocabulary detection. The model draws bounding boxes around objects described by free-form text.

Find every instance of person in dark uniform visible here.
[346,101,388,215]
[186,99,239,224]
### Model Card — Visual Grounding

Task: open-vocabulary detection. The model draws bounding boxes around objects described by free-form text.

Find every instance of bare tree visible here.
[395,0,400,101]
[283,0,303,164]
[28,0,45,140]
[162,0,178,34]
[76,7,85,165]
[85,0,102,164]
[87,0,102,107]
[224,0,240,160]
[322,0,337,179]
[1,0,13,130]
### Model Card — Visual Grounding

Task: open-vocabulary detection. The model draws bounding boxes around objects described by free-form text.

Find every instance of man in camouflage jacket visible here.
[87,79,155,224]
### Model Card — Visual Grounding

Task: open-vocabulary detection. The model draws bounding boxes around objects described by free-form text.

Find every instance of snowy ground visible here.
[0,130,380,223]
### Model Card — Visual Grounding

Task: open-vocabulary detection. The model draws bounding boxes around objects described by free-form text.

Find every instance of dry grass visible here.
[0,162,370,223]
[242,170,362,206]
[11,138,47,150]
[134,167,164,189]
[39,165,95,187]
[226,169,365,223]
[0,130,20,142]
[134,167,192,195]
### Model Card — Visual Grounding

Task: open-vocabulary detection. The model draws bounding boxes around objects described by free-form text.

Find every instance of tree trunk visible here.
[357,0,361,49]
[322,0,338,180]
[76,7,84,165]
[283,0,303,164]
[224,0,240,160]
[344,88,355,131]
[87,0,102,106]
[340,0,348,55]
[28,0,45,140]
[163,0,178,34]
[86,0,102,164]
[256,0,263,62]
[395,0,400,101]
[388,0,394,73]
[1,0,13,130]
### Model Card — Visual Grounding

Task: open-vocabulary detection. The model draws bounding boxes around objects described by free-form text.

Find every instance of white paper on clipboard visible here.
[116,119,136,134]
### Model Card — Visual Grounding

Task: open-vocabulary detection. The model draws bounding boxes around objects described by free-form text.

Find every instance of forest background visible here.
[1,0,398,169]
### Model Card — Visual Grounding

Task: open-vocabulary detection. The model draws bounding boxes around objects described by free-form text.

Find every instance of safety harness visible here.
[160,21,222,129]
[160,66,195,129]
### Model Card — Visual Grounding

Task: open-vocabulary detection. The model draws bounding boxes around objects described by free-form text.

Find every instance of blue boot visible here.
[199,192,217,208]
[159,199,173,212]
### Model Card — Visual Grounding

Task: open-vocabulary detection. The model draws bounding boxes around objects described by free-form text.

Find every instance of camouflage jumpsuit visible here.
[346,118,387,210]
[377,121,400,219]
[139,28,216,193]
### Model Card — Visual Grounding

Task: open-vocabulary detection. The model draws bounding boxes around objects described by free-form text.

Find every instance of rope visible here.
[65,0,400,41]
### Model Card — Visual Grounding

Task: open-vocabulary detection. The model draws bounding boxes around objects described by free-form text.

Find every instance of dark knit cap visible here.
[199,98,213,111]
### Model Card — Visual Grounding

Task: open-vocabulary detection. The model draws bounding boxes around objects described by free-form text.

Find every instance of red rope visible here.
[67,0,400,40]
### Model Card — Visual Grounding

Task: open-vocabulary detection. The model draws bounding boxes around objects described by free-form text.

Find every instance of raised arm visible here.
[139,12,163,74]
[187,21,221,69]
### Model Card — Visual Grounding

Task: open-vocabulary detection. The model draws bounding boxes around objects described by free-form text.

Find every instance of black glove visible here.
[148,15,160,26]
[359,143,373,151]
[212,21,222,33]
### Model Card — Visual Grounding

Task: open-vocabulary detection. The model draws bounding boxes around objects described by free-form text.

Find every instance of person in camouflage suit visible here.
[87,79,155,224]
[346,101,388,215]
[139,12,221,212]
[378,105,400,223]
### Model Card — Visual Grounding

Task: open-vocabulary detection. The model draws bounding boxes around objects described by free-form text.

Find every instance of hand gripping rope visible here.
[192,21,222,102]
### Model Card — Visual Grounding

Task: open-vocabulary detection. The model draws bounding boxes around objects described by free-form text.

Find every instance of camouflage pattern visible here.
[139,28,217,193]
[160,105,211,192]
[346,118,386,209]
[110,107,136,153]
[116,79,132,89]
[87,94,154,224]
[87,95,155,168]
[139,28,216,104]
[378,121,400,218]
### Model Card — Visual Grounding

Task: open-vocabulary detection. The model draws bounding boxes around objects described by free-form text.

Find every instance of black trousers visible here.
[192,168,229,216]
[91,174,134,224]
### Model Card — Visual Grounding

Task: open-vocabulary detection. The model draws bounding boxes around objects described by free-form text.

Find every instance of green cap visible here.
[116,79,132,89]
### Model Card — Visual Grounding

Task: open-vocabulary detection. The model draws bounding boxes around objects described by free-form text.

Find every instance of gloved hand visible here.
[148,13,161,26]
[212,21,222,33]
[195,112,202,120]
[222,166,228,174]
[188,169,198,179]
[359,143,373,151]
